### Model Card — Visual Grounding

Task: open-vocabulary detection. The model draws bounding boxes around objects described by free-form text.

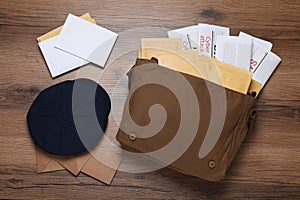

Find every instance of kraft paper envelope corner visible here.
[53,153,92,176]
[81,149,122,185]
[81,156,116,185]
[36,147,121,185]
[36,136,121,184]
[36,148,64,173]
[55,13,118,67]
[36,147,91,175]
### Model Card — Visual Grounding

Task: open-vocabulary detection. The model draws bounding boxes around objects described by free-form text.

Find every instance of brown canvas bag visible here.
[116,58,257,181]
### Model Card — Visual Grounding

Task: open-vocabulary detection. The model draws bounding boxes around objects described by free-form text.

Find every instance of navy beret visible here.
[27,79,111,156]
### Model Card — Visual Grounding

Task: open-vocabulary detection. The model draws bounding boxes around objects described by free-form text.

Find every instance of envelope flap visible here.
[36,148,64,173]
[54,153,91,175]
[81,149,122,185]
[86,34,118,67]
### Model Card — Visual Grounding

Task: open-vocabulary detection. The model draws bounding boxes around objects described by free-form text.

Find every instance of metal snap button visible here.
[208,160,216,169]
[129,133,137,141]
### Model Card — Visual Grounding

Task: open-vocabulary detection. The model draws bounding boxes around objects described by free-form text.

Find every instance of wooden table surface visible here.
[1,0,299,199]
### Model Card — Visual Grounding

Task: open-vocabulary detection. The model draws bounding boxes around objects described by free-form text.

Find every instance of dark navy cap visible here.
[27,78,111,156]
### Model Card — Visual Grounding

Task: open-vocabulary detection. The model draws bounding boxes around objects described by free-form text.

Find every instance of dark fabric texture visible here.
[27,78,111,156]
[116,59,257,181]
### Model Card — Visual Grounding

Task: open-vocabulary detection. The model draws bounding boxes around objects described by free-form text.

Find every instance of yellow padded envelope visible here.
[139,38,262,96]
[138,47,252,95]
[141,38,181,51]
[248,79,263,95]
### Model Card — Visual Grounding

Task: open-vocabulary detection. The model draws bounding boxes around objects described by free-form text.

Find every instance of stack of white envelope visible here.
[38,13,118,78]
[168,24,281,90]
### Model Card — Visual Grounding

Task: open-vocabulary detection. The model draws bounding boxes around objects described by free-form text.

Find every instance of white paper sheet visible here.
[38,36,88,78]
[215,36,252,70]
[239,32,272,51]
[55,14,118,67]
[239,32,273,72]
[198,23,230,57]
[253,51,281,87]
[167,25,199,50]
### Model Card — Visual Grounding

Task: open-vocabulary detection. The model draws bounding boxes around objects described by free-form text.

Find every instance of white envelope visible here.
[38,36,88,77]
[239,32,272,51]
[215,36,252,71]
[55,14,118,67]
[239,32,273,72]
[167,25,199,50]
[253,51,281,88]
[198,23,230,57]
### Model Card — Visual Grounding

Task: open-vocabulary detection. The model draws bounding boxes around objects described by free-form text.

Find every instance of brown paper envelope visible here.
[36,147,91,175]
[53,153,91,176]
[81,149,122,185]
[37,147,121,184]
[36,148,64,173]
[43,160,65,172]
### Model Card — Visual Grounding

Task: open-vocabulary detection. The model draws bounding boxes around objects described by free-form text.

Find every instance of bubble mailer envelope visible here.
[116,58,257,181]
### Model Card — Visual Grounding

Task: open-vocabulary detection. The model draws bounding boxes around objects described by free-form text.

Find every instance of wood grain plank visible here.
[0,0,299,199]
